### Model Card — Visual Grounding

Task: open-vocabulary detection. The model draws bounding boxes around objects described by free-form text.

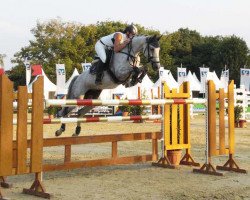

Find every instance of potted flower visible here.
[130,105,146,123]
[47,106,57,119]
[239,119,247,128]
[167,149,182,166]
[119,105,131,116]
[234,105,243,128]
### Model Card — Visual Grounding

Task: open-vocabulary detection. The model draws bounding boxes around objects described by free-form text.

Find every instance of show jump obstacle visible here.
[0,75,246,199]
[0,75,162,199]
[193,80,247,175]
[153,81,200,168]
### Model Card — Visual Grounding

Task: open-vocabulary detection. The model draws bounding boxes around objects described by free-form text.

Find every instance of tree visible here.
[247,54,250,66]
[12,18,86,83]
[167,28,203,79]
[8,65,26,89]
[168,32,249,85]
[191,36,222,76]
[8,19,250,87]
[11,19,161,85]
[214,36,249,86]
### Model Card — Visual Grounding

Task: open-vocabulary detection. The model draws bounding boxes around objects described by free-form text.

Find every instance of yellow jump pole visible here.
[216,81,247,173]
[193,80,223,176]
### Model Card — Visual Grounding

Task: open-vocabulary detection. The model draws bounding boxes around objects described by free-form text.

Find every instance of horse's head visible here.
[143,35,161,70]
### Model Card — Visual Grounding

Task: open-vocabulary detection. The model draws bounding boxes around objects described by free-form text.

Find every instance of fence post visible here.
[22,76,51,198]
[0,75,14,177]
[216,81,247,173]
[0,75,14,195]
[16,86,28,174]
[152,132,158,161]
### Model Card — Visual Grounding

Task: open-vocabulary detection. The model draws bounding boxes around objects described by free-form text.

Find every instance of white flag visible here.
[159,67,164,78]
[220,69,229,91]
[81,63,91,71]
[177,67,187,85]
[240,68,250,91]
[56,64,66,95]
[200,67,209,93]
[25,61,31,86]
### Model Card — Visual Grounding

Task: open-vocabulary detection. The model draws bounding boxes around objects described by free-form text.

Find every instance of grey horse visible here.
[55,34,161,136]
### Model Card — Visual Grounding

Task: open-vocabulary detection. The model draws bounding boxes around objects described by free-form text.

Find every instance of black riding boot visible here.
[95,60,105,85]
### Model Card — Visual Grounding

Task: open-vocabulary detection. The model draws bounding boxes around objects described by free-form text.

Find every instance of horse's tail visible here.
[57,75,79,118]
[67,75,79,99]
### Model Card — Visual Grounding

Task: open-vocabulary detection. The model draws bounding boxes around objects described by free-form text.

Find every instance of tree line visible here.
[5,19,250,88]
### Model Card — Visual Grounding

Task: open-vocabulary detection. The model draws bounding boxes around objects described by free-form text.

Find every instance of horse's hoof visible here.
[75,126,81,135]
[55,129,63,137]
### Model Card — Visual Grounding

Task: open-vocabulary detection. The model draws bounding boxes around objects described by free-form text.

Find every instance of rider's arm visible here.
[113,33,131,53]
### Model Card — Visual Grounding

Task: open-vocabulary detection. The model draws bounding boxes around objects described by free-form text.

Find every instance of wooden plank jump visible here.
[0,74,246,199]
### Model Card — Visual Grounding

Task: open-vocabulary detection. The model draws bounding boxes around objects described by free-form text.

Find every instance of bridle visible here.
[143,41,160,65]
[118,36,160,67]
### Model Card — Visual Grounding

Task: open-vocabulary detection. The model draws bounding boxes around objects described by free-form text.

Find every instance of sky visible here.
[0,0,250,70]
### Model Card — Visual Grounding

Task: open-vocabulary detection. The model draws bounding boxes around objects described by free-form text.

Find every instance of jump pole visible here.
[45,99,206,107]
[193,80,223,176]
[13,115,163,125]
[152,82,177,169]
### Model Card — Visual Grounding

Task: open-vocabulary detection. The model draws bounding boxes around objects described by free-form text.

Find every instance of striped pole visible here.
[13,114,162,125]
[45,99,207,107]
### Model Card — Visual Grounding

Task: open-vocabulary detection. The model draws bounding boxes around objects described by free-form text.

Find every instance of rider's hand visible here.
[124,38,131,45]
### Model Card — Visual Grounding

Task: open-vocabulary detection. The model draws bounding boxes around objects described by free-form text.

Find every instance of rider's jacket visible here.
[100,32,127,48]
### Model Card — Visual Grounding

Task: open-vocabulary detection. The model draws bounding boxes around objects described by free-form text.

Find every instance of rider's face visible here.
[127,32,135,39]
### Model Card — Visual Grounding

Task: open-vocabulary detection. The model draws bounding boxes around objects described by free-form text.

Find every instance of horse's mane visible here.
[133,35,160,48]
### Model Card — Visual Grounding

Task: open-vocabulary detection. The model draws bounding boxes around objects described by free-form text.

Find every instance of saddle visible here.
[89,49,113,75]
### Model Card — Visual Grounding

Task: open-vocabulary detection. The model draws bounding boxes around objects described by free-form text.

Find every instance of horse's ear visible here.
[157,35,163,41]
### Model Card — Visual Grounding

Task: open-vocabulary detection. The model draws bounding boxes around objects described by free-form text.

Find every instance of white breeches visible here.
[95,41,107,63]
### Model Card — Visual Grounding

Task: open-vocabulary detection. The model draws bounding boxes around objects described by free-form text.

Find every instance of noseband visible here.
[143,42,160,64]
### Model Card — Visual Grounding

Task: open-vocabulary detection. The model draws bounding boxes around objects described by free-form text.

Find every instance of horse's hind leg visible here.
[75,122,81,136]
[55,123,66,136]
[72,90,102,136]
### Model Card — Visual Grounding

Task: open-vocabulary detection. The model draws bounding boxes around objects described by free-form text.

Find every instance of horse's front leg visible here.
[137,67,147,83]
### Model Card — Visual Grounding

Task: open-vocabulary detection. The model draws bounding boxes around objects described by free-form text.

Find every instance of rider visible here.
[94,24,138,85]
